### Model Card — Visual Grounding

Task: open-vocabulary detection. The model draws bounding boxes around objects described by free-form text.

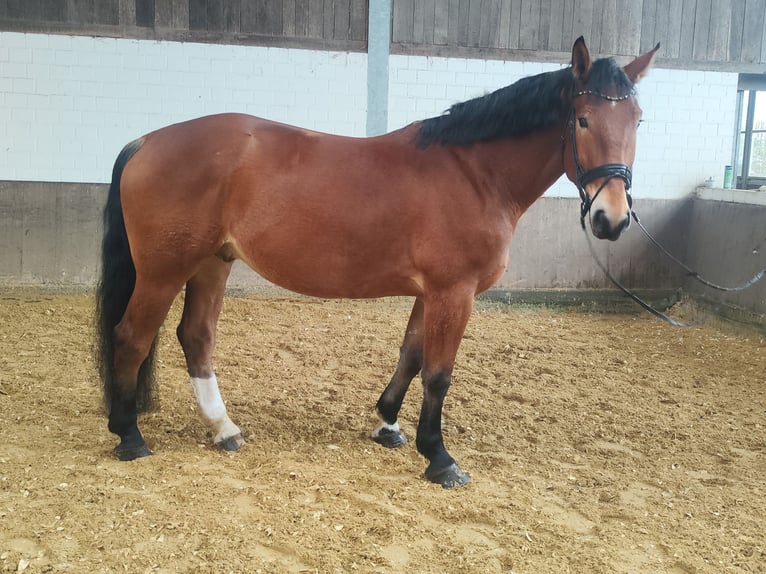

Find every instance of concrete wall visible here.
[502,197,691,290]
[684,192,766,322]
[0,180,689,291]
[0,181,103,284]
[3,181,763,323]
[1,31,762,322]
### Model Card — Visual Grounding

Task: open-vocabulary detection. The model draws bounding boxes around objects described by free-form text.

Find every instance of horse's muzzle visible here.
[591,209,630,241]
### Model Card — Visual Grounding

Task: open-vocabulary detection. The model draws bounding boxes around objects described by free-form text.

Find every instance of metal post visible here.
[367,0,391,136]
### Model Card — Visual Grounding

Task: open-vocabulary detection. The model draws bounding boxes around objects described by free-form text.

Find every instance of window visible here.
[733,75,766,189]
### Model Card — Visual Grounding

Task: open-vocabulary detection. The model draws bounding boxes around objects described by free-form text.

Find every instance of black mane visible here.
[416,57,634,148]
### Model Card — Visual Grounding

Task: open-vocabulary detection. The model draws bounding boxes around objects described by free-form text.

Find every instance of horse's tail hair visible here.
[95,138,158,414]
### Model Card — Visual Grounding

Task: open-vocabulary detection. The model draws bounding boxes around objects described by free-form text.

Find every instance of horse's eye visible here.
[578,117,588,128]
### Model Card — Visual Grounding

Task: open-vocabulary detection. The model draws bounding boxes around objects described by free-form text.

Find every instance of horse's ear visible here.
[624,42,660,84]
[571,36,591,81]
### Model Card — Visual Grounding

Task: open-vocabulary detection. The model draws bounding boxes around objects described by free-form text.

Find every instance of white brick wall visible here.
[388,55,738,200]
[0,32,367,183]
[1,31,739,199]
[631,69,738,200]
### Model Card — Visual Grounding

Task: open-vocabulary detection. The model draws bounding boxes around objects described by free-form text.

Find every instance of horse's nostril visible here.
[615,214,630,234]
[592,209,607,227]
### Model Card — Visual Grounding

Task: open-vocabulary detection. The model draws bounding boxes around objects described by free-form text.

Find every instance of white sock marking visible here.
[371,420,401,439]
[190,375,241,444]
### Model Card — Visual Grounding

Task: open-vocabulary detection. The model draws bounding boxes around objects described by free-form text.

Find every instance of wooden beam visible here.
[307,0,323,38]
[171,0,188,29]
[599,0,619,55]
[692,0,711,61]
[207,0,224,32]
[616,0,641,56]
[189,0,206,30]
[519,0,540,50]
[223,0,240,33]
[741,0,765,63]
[333,0,349,40]
[707,0,730,61]
[572,0,594,51]
[678,0,696,60]
[41,0,67,21]
[729,0,745,62]
[640,0,658,53]
[434,0,449,44]
[393,0,414,44]
[349,0,366,41]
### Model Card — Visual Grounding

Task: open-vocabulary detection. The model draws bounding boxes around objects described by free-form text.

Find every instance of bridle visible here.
[563,89,687,324]
[564,90,634,229]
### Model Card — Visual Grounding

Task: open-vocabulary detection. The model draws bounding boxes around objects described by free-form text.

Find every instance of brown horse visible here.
[96,38,658,487]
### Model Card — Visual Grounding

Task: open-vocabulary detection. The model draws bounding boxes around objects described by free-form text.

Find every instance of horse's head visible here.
[563,37,659,241]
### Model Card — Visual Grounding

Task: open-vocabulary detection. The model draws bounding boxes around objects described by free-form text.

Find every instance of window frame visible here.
[733,75,766,190]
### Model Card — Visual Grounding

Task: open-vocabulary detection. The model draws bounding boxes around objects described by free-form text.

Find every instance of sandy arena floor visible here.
[0,292,764,573]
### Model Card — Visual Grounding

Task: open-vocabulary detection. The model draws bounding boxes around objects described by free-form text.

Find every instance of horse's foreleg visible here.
[416,289,474,488]
[177,257,244,451]
[371,298,424,448]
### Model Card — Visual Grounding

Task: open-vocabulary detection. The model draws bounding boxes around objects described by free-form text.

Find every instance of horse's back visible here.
[116,113,508,299]
[116,114,426,296]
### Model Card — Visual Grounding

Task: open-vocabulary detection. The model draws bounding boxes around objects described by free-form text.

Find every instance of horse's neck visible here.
[467,127,566,223]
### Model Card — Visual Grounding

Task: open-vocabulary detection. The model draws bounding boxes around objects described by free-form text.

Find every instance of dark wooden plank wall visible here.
[390,0,766,68]
[1,0,765,68]
[0,0,368,49]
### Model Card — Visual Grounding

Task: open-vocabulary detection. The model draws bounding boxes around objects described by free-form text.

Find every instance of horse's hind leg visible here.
[176,256,244,451]
[110,280,182,460]
[371,297,424,448]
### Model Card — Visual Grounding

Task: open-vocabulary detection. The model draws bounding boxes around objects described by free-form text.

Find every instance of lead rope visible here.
[583,211,765,327]
[582,226,693,327]
[581,208,766,327]
[630,210,766,292]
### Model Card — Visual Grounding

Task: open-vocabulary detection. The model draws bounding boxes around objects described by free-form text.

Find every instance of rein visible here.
[584,213,766,328]
[565,90,765,327]
[582,227,692,327]
[630,210,766,292]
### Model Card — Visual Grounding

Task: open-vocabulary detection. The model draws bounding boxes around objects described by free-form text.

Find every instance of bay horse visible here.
[96,38,658,487]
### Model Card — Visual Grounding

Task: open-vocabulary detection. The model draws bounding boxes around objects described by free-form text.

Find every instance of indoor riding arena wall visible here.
[1,179,764,321]
[1,28,763,324]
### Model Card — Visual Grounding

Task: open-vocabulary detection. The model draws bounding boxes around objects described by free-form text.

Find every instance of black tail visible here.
[95,138,158,414]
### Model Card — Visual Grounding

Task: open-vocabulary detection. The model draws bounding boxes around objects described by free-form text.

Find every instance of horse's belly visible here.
[229,234,422,299]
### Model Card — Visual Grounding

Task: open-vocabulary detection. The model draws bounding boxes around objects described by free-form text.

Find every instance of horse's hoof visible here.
[425,462,470,488]
[217,433,246,452]
[114,443,151,461]
[371,427,408,449]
